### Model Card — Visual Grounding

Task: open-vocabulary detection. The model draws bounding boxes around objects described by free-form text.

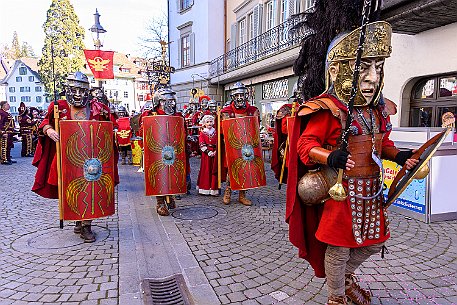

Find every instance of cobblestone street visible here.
[0,144,457,304]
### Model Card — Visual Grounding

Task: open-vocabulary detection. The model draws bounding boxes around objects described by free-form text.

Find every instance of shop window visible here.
[410,74,457,127]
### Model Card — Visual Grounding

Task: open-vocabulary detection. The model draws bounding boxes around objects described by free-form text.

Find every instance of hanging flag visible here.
[84,49,114,79]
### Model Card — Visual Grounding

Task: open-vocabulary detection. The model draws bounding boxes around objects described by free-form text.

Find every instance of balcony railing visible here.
[209,14,304,78]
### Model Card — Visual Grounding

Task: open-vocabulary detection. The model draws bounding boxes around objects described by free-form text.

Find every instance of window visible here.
[9,96,16,103]
[304,0,315,11]
[138,95,144,102]
[35,86,42,92]
[19,67,27,75]
[410,75,457,127]
[266,1,275,31]
[20,87,31,92]
[180,0,193,11]
[181,35,190,67]
[29,76,35,82]
[9,87,15,93]
[16,76,22,82]
[248,13,255,40]
[279,0,288,24]
[238,18,247,45]
[20,96,31,102]
[124,91,128,98]
[36,96,42,103]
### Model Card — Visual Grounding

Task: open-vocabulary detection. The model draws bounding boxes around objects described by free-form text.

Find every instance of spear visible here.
[278,101,297,190]
[54,104,64,229]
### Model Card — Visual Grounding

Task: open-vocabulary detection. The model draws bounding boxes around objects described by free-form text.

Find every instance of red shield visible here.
[59,120,115,221]
[143,115,187,196]
[222,116,266,190]
[116,117,132,146]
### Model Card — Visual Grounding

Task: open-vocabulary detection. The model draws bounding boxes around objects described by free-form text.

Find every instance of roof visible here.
[0,57,15,81]
[0,58,42,84]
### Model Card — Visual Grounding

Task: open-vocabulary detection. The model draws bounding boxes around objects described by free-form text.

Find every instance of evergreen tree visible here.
[38,0,86,99]
[10,32,22,59]
[21,42,36,58]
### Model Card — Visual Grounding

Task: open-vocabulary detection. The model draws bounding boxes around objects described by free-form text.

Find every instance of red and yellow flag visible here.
[84,49,114,79]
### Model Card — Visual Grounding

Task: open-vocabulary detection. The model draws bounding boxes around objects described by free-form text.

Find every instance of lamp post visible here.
[89,8,107,89]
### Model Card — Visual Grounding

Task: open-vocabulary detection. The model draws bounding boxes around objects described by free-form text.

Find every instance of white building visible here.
[168,0,225,109]
[0,58,47,117]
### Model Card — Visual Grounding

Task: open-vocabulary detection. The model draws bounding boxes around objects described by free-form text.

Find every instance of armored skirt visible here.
[197,129,218,196]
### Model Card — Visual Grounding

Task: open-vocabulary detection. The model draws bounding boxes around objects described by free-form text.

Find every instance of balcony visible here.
[209,15,304,79]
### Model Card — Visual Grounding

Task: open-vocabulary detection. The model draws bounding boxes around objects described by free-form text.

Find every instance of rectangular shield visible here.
[59,120,115,221]
[222,116,266,190]
[143,115,187,196]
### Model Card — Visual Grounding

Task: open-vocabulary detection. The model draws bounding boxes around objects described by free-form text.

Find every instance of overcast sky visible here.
[0,0,167,57]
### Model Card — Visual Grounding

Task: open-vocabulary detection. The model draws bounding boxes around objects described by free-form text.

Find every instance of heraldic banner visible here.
[143,115,187,196]
[83,49,114,79]
[59,120,115,221]
[222,116,266,190]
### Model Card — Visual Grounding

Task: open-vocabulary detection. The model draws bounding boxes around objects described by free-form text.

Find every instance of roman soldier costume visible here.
[32,72,119,243]
[0,101,16,165]
[116,106,133,165]
[220,82,261,206]
[141,87,189,216]
[286,2,419,304]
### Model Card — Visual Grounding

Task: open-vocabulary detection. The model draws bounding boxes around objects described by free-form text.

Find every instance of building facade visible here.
[209,0,313,131]
[0,58,47,119]
[168,0,225,109]
[209,0,457,130]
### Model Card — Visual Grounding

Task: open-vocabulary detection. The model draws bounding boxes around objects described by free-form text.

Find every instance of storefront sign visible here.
[383,160,426,214]
[262,79,288,100]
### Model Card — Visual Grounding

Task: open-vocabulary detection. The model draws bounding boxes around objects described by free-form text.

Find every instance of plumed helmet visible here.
[199,95,210,104]
[230,82,247,97]
[154,87,177,115]
[66,71,90,90]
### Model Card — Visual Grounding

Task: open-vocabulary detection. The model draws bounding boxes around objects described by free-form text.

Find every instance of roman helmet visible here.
[230,82,248,109]
[65,71,90,107]
[116,105,128,117]
[199,95,210,111]
[326,21,392,107]
[154,87,177,115]
[208,99,217,112]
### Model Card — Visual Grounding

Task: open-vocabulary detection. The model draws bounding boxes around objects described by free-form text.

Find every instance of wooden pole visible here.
[278,102,297,190]
[54,104,64,228]
[217,106,222,190]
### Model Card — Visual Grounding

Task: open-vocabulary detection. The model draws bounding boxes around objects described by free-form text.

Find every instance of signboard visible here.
[383,160,426,215]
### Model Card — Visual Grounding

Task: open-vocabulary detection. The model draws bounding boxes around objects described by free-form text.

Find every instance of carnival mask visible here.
[232,93,247,109]
[208,100,217,112]
[161,96,177,115]
[66,86,90,108]
[200,99,209,110]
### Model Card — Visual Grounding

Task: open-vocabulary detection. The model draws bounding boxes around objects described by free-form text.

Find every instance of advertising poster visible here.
[383,160,427,215]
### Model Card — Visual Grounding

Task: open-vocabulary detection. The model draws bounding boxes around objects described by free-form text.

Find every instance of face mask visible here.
[66,87,89,107]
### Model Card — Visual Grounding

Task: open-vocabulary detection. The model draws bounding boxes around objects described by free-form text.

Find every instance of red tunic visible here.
[32,100,119,199]
[197,128,218,195]
[286,94,396,278]
[271,104,292,181]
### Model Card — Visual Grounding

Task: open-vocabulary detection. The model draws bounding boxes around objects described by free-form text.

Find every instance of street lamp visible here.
[89,9,106,49]
[89,8,107,89]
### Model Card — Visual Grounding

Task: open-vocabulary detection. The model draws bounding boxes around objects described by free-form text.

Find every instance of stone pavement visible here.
[1,143,457,304]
